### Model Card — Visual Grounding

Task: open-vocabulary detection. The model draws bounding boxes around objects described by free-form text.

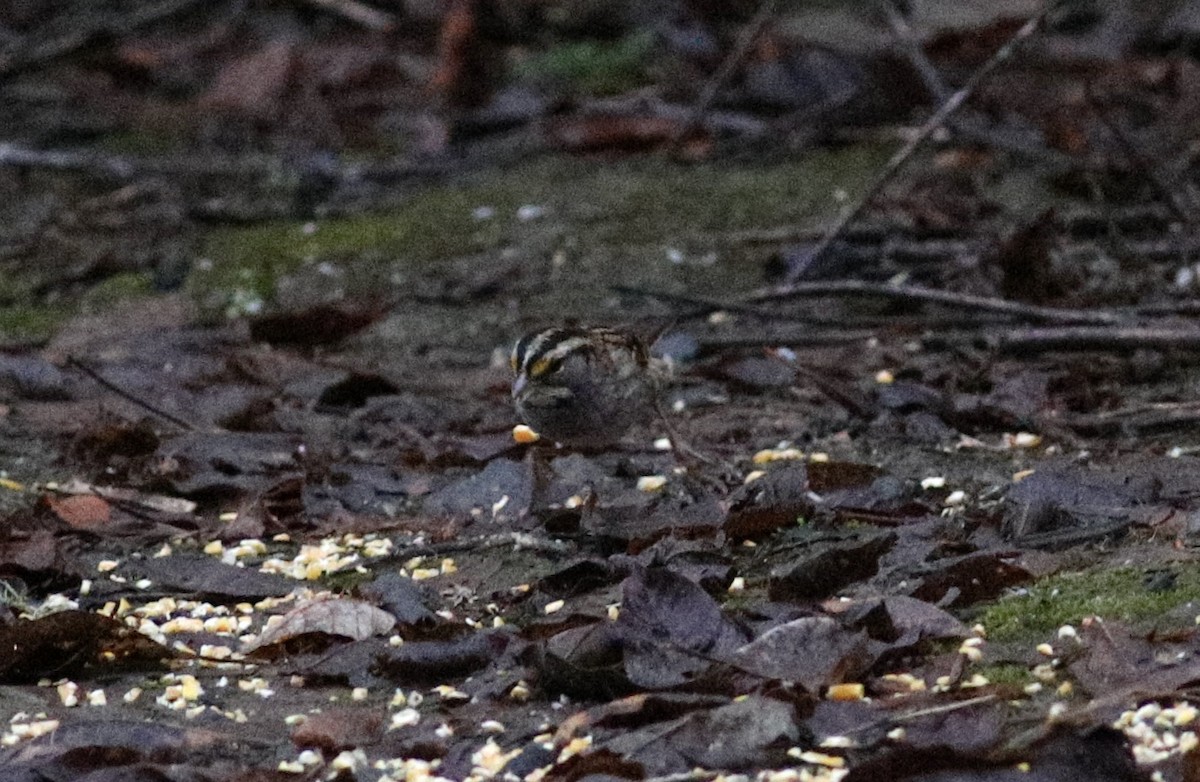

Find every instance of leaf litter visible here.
[7,295,1197,782]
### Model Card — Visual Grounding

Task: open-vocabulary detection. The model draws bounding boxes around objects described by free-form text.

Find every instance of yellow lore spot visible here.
[826,683,865,701]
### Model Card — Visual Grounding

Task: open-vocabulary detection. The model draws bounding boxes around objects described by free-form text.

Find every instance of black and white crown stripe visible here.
[511,327,649,376]
[512,328,581,374]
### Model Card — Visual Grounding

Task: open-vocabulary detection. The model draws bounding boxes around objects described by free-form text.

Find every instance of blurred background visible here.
[1,0,1199,344]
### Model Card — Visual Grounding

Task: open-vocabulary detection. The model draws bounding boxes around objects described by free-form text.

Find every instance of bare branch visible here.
[776,9,1048,285]
[748,280,1122,325]
[671,0,779,149]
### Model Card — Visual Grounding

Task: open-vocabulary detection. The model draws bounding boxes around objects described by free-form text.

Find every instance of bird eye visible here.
[509,353,519,373]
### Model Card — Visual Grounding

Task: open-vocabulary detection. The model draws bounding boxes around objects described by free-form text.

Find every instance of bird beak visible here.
[511,374,527,399]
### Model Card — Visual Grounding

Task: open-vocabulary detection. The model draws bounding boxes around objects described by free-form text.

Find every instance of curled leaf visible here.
[247,598,396,652]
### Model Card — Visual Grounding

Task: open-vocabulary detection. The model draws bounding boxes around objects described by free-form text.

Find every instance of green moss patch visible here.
[0,302,73,344]
[190,149,888,319]
[973,662,1034,687]
[516,32,655,95]
[976,565,1200,644]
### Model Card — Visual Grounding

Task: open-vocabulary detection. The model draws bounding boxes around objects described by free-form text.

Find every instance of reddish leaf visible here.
[42,494,111,530]
[201,39,295,118]
[545,115,705,155]
[909,552,1032,608]
[291,708,384,755]
[430,0,501,110]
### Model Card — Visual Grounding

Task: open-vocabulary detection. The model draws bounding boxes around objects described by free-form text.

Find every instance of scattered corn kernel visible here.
[389,708,420,729]
[796,751,845,768]
[512,425,540,444]
[636,475,667,492]
[1007,432,1042,449]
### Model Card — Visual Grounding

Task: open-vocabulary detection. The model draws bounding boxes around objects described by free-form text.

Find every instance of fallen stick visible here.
[999,326,1200,353]
[66,356,197,431]
[671,0,779,149]
[774,9,1048,285]
[747,280,1122,324]
[300,0,395,31]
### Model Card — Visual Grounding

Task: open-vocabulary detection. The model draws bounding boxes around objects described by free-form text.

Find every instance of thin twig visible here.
[671,0,779,149]
[300,0,395,31]
[641,773,718,782]
[776,9,1048,285]
[830,693,1001,739]
[747,280,1123,324]
[880,0,949,101]
[0,140,476,223]
[613,284,968,338]
[880,0,1073,172]
[998,326,1200,353]
[65,356,197,431]
[790,367,877,420]
[610,284,779,320]
[384,531,576,563]
[1085,83,1196,225]
[1135,300,1200,317]
[1052,402,1200,437]
[1010,517,1135,548]
[0,143,242,181]
[0,142,447,184]
[653,397,732,476]
[694,330,881,350]
[891,693,1000,724]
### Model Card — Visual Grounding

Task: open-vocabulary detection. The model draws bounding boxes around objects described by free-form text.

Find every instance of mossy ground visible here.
[191,149,888,321]
[0,146,890,339]
[975,565,1200,644]
[515,32,656,96]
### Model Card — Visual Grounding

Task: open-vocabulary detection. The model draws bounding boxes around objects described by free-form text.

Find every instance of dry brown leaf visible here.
[246,598,396,652]
[43,494,112,530]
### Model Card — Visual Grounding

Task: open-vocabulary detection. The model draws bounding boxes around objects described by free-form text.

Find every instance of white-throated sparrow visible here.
[510,326,664,447]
